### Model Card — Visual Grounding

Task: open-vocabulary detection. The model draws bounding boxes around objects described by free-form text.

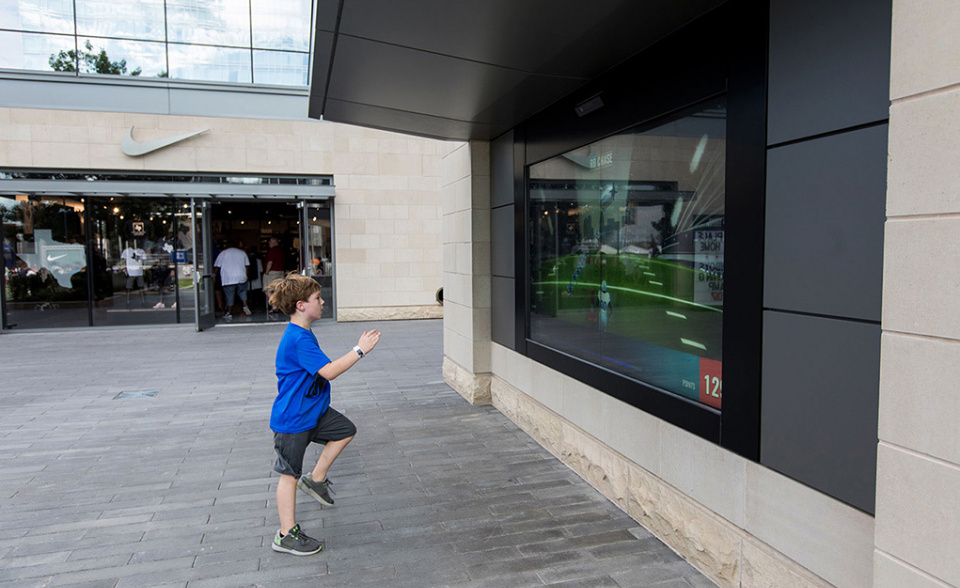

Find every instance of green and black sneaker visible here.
[297,474,335,506]
[271,524,323,556]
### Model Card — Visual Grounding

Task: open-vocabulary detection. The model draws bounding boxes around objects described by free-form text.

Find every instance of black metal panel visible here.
[307,30,336,120]
[767,0,892,145]
[491,131,515,208]
[761,311,880,513]
[522,9,728,166]
[717,0,768,460]
[492,276,516,349]
[315,0,341,31]
[322,98,490,141]
[765,124,887,322]
[311,0,728,138]
[472,74,587,143]
[337,0,724,77]
[327,35,561,128]
[514,128,528,354]
[491,205,514,278]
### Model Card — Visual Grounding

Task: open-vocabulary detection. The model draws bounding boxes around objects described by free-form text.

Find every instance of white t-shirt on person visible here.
[214,247,249,286]
[120,247,145,276]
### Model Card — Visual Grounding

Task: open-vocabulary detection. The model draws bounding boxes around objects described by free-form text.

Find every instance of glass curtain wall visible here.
[0,0,313,85]
[528,101,726,408]
[1,194,89,329]
[1,194,192,329]
[89,196,182,326]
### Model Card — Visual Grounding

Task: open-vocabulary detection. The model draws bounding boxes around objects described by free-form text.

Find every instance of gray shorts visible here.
[273,407,356,478]
[223,282,248,306]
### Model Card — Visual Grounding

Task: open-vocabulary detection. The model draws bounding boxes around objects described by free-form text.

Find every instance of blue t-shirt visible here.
[271,323,332,433]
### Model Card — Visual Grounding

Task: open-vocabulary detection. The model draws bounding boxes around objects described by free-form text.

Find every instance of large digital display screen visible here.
[527,101,726,408]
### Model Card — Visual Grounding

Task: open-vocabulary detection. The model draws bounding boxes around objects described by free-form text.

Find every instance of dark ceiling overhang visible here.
[308,0,727,141]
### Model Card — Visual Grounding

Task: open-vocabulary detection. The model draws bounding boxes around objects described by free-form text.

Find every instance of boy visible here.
[266,274,381,555]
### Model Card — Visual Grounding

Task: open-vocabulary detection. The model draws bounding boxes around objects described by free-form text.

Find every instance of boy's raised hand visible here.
[358,330,381,354]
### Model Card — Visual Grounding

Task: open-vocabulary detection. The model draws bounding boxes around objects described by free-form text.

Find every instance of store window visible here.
[88,197,181,326]
[1,194,89,329]
[528,101,726,408]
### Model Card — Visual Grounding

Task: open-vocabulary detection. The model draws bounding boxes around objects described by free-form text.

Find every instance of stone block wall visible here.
[874,2,960,587]
[491,344,876,588]
[440,141,492,404]
[0,107,444,321]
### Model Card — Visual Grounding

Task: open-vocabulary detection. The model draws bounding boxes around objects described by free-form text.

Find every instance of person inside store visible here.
[150,257,176,310]
[263,236,285,317]
[120,241,146,304]
[214,239,252,320]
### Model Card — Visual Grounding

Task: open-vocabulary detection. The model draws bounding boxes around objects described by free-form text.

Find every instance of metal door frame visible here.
[298,201,336,319]
[192,198,216,331]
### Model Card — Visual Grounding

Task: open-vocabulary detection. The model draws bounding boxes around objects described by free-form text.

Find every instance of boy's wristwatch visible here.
[353,345,365,358]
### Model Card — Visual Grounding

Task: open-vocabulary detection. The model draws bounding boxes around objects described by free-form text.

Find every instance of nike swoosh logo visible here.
[121,127,208,157]
[46,254,68,261]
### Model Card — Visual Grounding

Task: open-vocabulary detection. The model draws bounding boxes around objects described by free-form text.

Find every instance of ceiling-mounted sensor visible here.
[574,93,604,117]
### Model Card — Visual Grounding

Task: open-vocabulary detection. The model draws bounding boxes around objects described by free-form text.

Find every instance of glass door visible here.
[300,202,333,319]
[192,199,216,331]
[89,196,179,326]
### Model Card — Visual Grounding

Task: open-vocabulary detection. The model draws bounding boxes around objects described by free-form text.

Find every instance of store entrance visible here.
[208,200,333,325]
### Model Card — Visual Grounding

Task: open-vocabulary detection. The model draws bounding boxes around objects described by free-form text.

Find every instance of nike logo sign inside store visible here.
[120,127,208,157]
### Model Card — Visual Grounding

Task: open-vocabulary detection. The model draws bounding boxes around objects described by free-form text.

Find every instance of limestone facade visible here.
[875,2,960,587]
[490,346,875,588]
[440,141,492,403]
[0,107,444,322]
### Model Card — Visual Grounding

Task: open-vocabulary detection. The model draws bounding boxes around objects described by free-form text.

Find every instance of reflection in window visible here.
[0,0,312,86]
[253,50,308,86]
[88,197,181,326]
[303,205,333,319]
[0,30,75,71]
[77,37,166,76]
[168,43,251,84]
[0,0,74,34]
[1,195,89,329]
[528,101,726,408]
[166,0,250,47]
[75,0,165,41]
[251,0,311,51]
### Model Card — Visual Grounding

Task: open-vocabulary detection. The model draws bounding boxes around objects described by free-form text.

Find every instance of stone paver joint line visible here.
[0,320,713,587]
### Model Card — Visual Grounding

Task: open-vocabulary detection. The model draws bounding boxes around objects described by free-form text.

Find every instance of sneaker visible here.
[223,312,232,320]
[271,524,323,556]
[243,306,252,316]
[153,302,166,309]
[297,474,334,506]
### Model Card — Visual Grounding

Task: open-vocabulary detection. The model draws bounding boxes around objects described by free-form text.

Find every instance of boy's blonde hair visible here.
[266,273,322,316]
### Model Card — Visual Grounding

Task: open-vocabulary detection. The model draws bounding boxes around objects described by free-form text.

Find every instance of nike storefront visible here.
[0,171,335,331]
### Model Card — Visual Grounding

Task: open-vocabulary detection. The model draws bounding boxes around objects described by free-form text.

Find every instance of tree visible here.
[49,41,141,76]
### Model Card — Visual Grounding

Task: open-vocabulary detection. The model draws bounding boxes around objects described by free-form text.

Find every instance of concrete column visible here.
[876,2,960,587]
[440,141,492,404]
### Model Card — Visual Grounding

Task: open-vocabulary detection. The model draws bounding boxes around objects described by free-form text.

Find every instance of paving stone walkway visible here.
[0,319,714,588]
